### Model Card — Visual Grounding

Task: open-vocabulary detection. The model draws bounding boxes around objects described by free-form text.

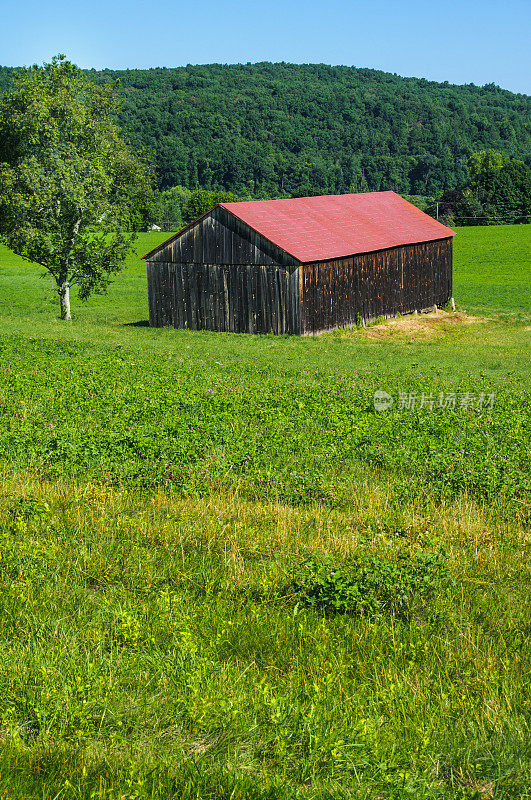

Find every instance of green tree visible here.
[0,56,154,320]
[155,185,192,230]
[467,150,530,222]
[453,189,484,225]
[467,149,506,199]
[183,189,240,224]
[453,150,531,224]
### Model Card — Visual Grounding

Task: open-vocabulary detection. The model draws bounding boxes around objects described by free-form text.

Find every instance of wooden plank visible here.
[176,264,185,329]
[233,265,240,333]
[153,264,160,327]
[212,266,219,330]
[246,265,253,333]
[275,269,282,334]
[211,265,218,331]
[146,262,154,326]
[169,265,177,328]
[154,264,161,327]
[222,267,230,331]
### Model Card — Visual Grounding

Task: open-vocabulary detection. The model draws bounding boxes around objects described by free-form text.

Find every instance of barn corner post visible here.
[142,193,454,336]
[146,260,153,327]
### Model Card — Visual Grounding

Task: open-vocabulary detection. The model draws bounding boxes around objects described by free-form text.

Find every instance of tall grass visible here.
[0,473,529,798]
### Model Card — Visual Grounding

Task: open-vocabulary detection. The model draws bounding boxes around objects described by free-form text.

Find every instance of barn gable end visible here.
[145,206,299,267]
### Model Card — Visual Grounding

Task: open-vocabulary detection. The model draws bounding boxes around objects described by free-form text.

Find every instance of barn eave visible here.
[301,234,455,266]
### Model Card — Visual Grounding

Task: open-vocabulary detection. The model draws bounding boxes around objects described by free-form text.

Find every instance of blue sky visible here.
[1,0,529,93]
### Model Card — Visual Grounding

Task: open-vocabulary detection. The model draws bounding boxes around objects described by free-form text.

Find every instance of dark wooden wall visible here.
[147,261,301,334]
[300,238,452,334]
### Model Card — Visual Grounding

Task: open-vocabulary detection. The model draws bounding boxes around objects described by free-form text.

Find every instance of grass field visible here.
[0,226,529,799]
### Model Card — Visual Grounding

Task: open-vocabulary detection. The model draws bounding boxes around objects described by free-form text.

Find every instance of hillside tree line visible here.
[0,62,529,230]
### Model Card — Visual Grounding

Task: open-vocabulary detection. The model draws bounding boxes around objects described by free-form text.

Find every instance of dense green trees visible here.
[2,62,526,199]
[437,151,530,224]
[112,64,529,198]
[153,187,241,229]
[466,151,530,221]
[0,62,529,228]
[182,189,241,224]
[155,185,191,230]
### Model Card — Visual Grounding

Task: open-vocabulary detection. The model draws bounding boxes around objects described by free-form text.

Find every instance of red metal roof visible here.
[219,191,455,263]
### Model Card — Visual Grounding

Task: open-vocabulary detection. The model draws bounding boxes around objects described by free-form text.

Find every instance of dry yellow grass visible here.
[1,468,525,576]
[329,311,483,341]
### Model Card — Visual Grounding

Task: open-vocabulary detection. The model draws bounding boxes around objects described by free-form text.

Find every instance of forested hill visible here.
[0,62,529,196]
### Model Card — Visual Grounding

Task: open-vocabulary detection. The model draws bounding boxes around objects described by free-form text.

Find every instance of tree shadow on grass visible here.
[124,320,150,328]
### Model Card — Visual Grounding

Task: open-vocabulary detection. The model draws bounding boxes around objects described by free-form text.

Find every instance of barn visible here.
[142,191,455,335]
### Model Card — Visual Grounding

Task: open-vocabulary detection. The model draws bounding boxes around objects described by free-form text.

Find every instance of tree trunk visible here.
[58,279,71,320]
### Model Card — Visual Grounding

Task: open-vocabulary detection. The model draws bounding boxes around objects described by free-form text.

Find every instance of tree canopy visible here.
[0,56,155,319]
[41,62,531,198]
[437,150,531,224]
[0,61,528,237]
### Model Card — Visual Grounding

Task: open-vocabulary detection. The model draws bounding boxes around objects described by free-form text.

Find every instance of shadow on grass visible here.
[124,320,151,328]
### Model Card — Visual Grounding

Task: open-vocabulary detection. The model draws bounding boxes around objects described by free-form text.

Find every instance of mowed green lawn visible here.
[0,226,529,799]
[454,225,531,317]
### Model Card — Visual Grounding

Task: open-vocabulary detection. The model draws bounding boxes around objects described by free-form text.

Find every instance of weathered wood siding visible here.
[147,261,301,334]
[146,207,302,334]
[300,238,452,334]
[148,206,298,267]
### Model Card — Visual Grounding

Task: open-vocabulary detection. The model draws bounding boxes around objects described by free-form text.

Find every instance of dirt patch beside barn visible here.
[336,311,482,340]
